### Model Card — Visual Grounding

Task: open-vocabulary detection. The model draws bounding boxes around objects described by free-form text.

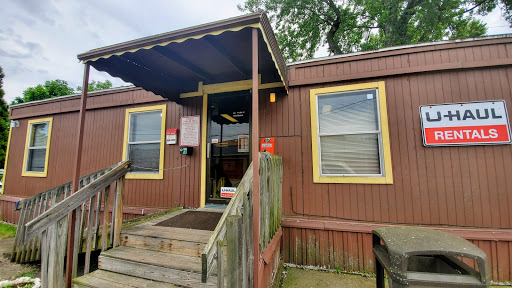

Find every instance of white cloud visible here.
[0,1,511,103]
[0,0,241,102]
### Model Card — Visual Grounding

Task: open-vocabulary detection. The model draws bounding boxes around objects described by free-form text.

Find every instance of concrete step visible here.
[99,246,217,287]
[72,270,177,288]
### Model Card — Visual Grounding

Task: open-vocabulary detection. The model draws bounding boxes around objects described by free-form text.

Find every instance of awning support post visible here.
[251,27,261,288]
[65,63,90,288]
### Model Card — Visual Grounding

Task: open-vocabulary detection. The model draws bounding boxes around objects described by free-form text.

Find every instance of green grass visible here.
[0,222,16,239]
[4,283,35,288]
[14,270,36,279]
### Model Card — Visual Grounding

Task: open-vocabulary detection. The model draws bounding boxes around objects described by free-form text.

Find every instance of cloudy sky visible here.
[1,0,511,104]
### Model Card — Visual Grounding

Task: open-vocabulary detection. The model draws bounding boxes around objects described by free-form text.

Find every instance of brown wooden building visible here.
[1,13,512,283]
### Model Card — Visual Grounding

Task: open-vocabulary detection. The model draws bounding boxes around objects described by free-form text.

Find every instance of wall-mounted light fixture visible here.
[270,93,276,103]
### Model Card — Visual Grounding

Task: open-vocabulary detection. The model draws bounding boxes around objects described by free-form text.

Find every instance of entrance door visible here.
[206,90,251,204]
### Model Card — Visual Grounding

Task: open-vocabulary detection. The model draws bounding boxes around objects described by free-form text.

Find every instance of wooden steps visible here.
[72,270,177,288]
[72,208,221,287]
[121,226,209,257]
[100,247,217,287]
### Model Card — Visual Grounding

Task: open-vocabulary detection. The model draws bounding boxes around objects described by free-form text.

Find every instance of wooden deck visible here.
[73,208,222,287]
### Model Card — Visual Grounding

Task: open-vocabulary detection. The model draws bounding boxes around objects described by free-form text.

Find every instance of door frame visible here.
[179,77,284,208]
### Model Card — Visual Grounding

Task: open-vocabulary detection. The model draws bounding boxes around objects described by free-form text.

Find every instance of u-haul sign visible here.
[420,101,512,146]
[220,187,236,198]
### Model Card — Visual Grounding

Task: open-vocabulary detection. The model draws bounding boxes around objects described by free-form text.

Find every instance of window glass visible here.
[27,149,46,172]
[30,123,49,147]
[318,90,378,135]
[127,110,162,174]
[129,111,162,142]
[129,143,160,172]
[320,134,380,175]
[25,121,50,173]
[317,89,382,176]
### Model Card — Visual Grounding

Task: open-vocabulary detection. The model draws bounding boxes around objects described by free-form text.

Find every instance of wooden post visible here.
[251,27,261,288]
[113,176,124,247]
[242,188,253,287]
[65,62,90,288]
[217,240,224,288]
[101,185,110,251]
[227,215,243,287]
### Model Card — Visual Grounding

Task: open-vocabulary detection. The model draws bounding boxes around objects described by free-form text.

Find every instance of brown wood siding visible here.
[3,38,512,282]
[2,89,203,218]
[282,228,512,282]
[276,66,512,229]
[257,39,512,282]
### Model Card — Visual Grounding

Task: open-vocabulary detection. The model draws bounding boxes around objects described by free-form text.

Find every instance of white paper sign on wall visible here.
[180,116,200,147]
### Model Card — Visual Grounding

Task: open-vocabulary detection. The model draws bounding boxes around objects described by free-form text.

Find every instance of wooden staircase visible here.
[72,208,221,288]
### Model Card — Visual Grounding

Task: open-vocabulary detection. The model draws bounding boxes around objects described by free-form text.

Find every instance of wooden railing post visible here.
[101,185,111,251]
[243,187,254,288]
[217,240,224,288]
[113,176,124,247]
[227,215,243,288]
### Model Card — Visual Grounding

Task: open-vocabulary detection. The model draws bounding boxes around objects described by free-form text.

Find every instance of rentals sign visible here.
[420,101,511,146]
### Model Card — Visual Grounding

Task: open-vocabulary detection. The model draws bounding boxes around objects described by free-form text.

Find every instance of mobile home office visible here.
[2,13,512,283]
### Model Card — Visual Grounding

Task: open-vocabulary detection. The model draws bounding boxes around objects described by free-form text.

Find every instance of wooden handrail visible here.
[22,161,131,244]
[16,163,119,208]
[201,152,283,286]
[11,162,123,264]
[12,160,130,288]
[202,162,253,282]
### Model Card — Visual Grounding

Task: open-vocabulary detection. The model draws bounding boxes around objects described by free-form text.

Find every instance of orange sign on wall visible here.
[260,137,275,154]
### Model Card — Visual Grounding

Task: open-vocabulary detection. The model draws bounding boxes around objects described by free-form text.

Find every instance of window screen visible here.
[317,89,383,176]
[25,122,49,172]
[127,110,162,173]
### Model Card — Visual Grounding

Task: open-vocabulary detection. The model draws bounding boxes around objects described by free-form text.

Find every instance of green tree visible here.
[11,79,74,105]
[77,80,112,92]
[0,67,10,168]
[238,0,498,61]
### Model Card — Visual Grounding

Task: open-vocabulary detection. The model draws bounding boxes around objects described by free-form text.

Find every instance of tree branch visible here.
[464,0,490,13]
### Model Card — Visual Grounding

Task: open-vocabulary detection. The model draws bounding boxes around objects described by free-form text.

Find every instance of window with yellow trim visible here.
[123,105,166,180]
[310,82,393,184]
[23,118,53,177]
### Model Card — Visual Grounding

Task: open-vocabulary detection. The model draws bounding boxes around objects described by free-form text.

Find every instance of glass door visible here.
[206,90,251,204]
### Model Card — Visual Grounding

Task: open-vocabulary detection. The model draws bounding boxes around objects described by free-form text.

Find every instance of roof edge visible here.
[9,85,139,109]
[77,13,264,62]
[288,34,512,67]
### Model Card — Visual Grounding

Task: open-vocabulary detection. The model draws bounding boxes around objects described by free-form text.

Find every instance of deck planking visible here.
[72,208,221,287]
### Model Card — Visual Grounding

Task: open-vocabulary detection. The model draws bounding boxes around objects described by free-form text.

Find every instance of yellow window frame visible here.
[122,104,167,180]
[310,81,393,184]
[22,117,53,177]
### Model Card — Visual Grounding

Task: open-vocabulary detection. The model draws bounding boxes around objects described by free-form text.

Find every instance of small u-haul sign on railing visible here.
[420,101,512,146]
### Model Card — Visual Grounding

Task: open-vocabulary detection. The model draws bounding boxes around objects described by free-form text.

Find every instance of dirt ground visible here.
[281,267,379,288]
[281,266,510,288]
[0,237,40,281]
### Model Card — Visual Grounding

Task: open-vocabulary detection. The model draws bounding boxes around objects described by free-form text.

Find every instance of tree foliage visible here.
[238,0,506,61]
[11,79,74,105]
[77,80,112,92]
[0,67,10,169]
[11,79,113,105]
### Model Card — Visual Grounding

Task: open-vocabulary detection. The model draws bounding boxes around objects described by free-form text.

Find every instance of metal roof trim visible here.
[288,34,512,67]
[80,23,259,63]
[77,12,288,91]
[77,13,264,62]
[9,85,138,109]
